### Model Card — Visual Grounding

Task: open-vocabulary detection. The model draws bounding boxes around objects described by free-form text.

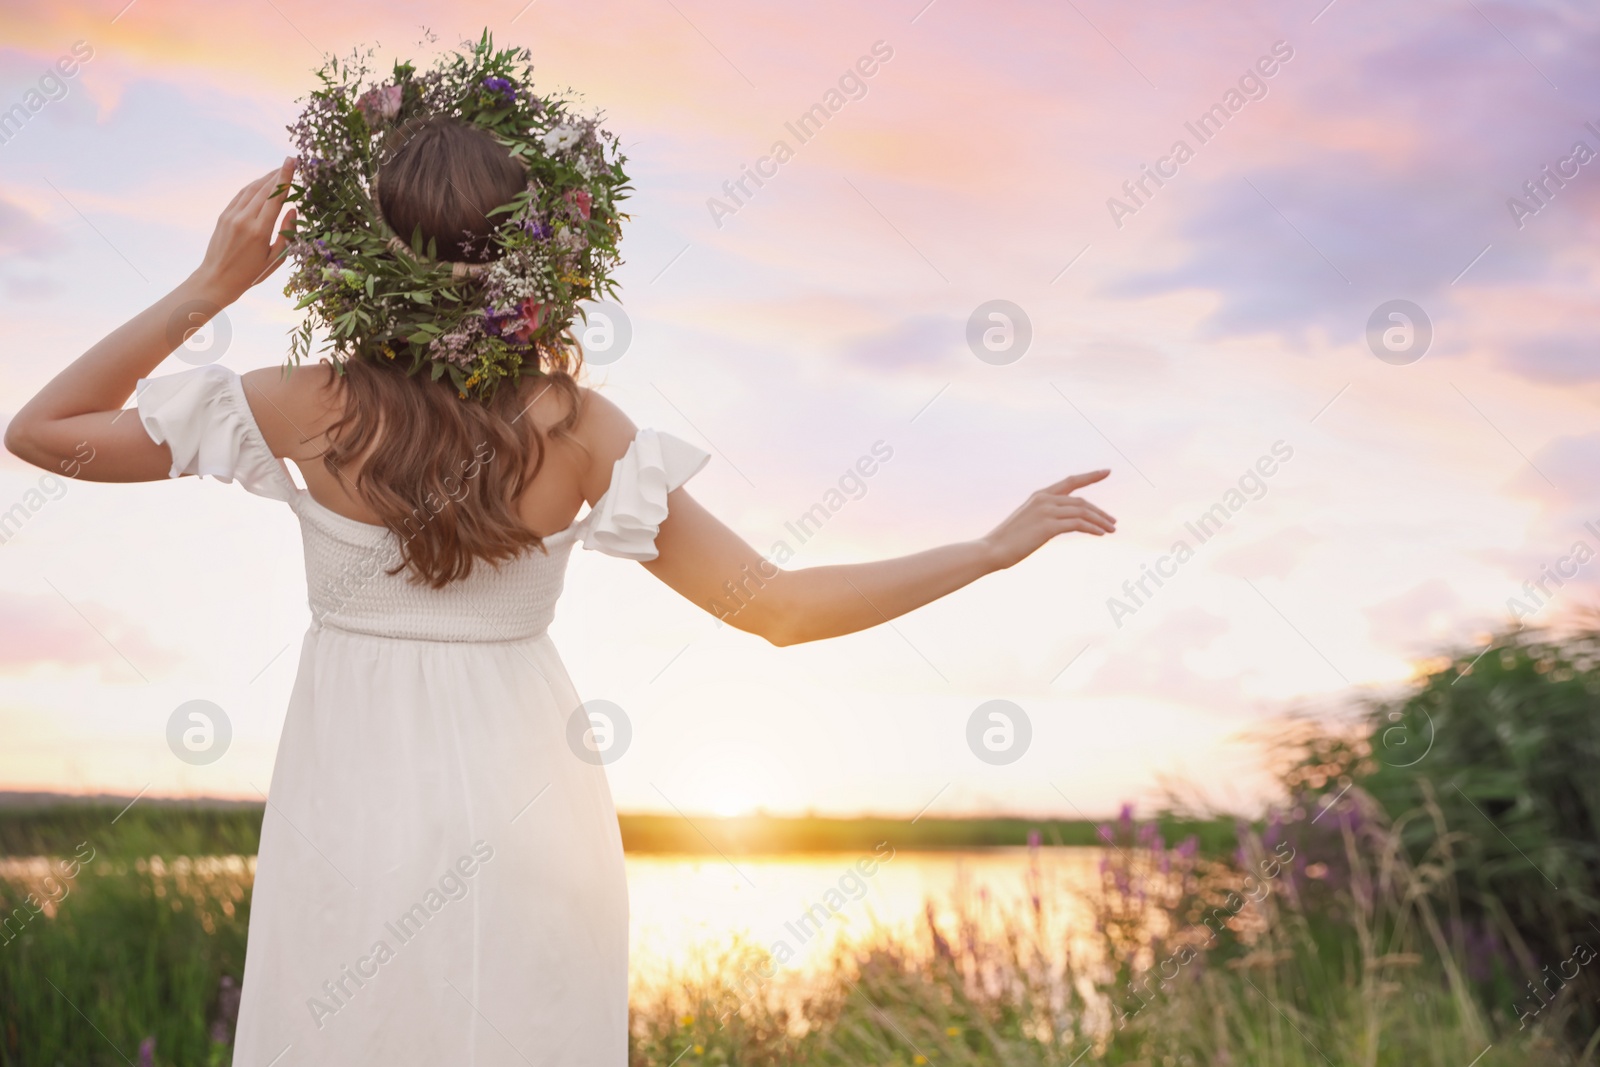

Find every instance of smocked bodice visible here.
[293,493,579,641]
[133,363,710,643]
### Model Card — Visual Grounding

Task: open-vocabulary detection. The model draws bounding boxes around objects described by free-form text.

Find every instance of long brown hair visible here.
[322,115,583,588]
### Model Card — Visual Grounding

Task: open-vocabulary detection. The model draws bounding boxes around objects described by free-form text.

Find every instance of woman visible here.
[5,125,1115,1064]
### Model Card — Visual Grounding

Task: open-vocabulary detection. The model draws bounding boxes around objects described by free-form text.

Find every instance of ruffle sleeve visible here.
[134,364,298,504]
[576,428,711,561]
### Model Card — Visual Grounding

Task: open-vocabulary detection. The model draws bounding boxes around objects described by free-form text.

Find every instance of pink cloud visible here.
[0,195,61,259]
[0,591,176,678]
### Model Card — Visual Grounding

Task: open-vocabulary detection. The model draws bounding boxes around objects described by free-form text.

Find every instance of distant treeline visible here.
[0,796,1239,857]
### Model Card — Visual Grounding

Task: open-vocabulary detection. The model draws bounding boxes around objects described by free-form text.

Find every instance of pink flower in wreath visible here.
[565,188,592,220]
[357,84,402,125]
[510,298,548,343]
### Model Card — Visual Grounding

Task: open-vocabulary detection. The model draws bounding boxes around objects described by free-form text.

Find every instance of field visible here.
[0,799,1585,1066]
[3,622,1598,1065]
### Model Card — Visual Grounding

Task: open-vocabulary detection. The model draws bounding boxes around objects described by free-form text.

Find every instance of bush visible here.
[1285,622,1600,1042]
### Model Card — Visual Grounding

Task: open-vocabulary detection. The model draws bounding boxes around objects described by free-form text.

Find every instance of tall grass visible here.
[0,838,248,1066]
[627,797,1586,1066]
[2,797,1586,1065]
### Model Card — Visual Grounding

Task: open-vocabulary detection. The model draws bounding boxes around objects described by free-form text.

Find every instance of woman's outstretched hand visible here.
[981,469,1116,570]
[192,156,298,305]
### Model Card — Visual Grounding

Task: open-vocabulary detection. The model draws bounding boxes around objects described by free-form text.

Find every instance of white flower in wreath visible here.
[542,125,581,153]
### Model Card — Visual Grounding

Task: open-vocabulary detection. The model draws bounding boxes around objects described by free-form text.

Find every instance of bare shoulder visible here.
[510,378,633,448]
[564,385,643,504]
[568,386,637,452]
[239,361,342,461]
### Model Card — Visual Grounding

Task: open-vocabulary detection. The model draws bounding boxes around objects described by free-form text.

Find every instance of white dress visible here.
[134,363,710,1067]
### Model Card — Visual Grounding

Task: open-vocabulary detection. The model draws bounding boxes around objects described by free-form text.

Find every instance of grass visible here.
[628,801,1591,1066]
[2,796,1591,1066]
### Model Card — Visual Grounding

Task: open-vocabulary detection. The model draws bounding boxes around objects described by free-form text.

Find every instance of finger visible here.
[1051,501,1115,532]
[1068,513,1115,534]
[255,158,297,226]
[222,170,276,223]
[268,207,298,259]
[244,160,291,219]
[1064,497,1117,526]
[250,209,298,287]
[242,173,280,219]
[223,176,261,215]
[1059,519,1105,537]
[1049,469,1111,495]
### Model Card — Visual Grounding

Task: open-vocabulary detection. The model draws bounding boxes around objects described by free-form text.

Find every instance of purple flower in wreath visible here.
[521,218,552,239]
[482,304,518,338]
[482,76,517,104]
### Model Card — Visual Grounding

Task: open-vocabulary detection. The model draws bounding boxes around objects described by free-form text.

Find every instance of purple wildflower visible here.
[137,1037,155,1067]
[211,974,241,1045]
[482,76,517,104]
[429,316,490,368]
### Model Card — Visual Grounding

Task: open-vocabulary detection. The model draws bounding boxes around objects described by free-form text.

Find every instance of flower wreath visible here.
[282,31,631,400]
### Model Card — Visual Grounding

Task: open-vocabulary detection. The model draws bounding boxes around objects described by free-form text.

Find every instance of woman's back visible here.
[138,359,710,643]
[245,360,590,541]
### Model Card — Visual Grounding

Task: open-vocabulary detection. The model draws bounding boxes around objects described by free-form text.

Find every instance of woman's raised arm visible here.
[4,159,297,481]
[646,473,1115,646]
[573,391,1117,647]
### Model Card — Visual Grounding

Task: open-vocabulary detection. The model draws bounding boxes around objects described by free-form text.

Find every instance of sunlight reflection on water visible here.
[625,847,1106,996]
[1,847,1112,999]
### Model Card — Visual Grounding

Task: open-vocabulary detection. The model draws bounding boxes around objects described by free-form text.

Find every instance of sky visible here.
[0,0,1596,819]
